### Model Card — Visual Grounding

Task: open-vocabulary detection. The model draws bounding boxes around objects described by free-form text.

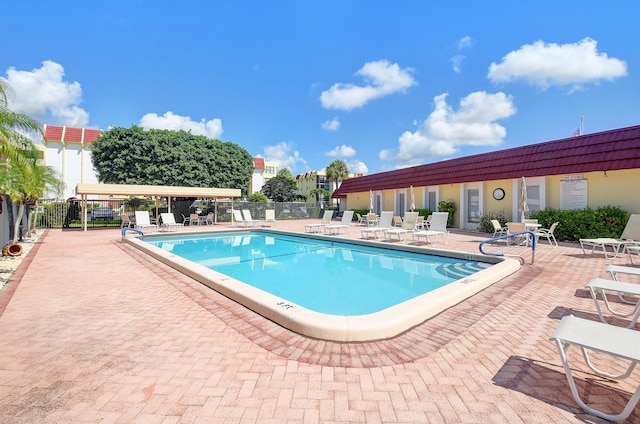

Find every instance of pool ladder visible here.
[479,231,537,265]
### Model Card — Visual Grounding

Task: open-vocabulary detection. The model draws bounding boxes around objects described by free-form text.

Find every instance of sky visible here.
[3,1,639,177]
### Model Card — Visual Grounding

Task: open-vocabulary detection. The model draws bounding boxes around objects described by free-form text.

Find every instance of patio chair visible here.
[120,215,134,229]
[392,216,403,227]
[490,219,507,238]
[361,211,393,240]
[160,213,184,232]
[242,209,258,227]
[415,216,425,230]
[304,210,333,233]
[189,213,200,226]
[579,214,640,258]
[134,210,159,233]
[506,222,529,246]
[366,213,378,227]
[535,221,559,247]
[412,212,449,245]
[384,212,419,242]
[181,214,191,225]
[264,209,276,227]
[586,277,640,328]
[232,209,246,227]
[205,212,214,225]
[550,315,640,422]
[325,210,354,235]
[356,213,366,226]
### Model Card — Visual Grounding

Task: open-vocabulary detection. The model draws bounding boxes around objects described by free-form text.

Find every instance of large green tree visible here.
[261,174,298,202]
[90,126,254,194]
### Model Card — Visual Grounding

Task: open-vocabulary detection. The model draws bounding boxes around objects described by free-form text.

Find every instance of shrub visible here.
[530,206,629,242]
[438,199,457,227]
[414,208,432,217]
[478,210,508,234]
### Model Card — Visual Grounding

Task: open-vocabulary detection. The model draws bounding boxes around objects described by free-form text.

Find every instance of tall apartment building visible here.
[249,157,279,195]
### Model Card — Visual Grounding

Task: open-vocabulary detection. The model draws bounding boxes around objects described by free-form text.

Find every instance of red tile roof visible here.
[254,157,265,169]
[333,124,640,198]
[43,125,101,144]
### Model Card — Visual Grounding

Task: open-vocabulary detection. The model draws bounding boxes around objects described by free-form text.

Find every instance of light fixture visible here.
[604,171,608,177]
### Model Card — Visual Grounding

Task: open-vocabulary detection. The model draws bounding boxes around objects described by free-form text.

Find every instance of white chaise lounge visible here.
[325,210,354,236]
[579,214,640,259]
[550,315,640,422]
[304,210,333,233]
[412,212,449,245]
[586,277,640,328]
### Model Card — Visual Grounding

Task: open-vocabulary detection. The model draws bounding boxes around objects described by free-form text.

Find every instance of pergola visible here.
[75,183,242,231]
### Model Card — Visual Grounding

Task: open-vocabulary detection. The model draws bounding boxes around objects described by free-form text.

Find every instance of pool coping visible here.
[125,228,520,342]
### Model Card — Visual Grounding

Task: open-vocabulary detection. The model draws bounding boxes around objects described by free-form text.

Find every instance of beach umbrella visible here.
[369,190,374,213]
[410,185,416,211]
[519,177,529,222]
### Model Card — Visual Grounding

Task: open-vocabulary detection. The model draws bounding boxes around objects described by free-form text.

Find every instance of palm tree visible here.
[0,80,57,244]
[325,159,349,206]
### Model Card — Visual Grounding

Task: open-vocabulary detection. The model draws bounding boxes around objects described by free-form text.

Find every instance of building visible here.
[295,171,330,202]
[249,157,278,195]
[43,125,101,199]
[332,124,640,229]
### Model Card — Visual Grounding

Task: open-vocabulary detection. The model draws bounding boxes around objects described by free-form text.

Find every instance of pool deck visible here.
[1,220,639,423]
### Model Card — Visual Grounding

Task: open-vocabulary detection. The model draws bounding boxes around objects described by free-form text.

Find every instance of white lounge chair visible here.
[412,212,449,245]
[305,210,333,233]
[607,264,640,281]
[384,212,419,242]
[134,211,158,233]
[242,209,258,227]
[361,211,393,240]
[490,219,507,238]
[232,210,246,227]
[325,210,354,235]
[550,315,640,422]
[586,277,640,328]
[263,209,276,227]
[160,213,184,232]
[535,221,559,247]
[580,214,640,258]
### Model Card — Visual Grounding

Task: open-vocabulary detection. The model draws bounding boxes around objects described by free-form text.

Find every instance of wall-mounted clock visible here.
[493,188,505,201]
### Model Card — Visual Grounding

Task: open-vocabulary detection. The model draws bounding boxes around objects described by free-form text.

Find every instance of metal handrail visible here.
[479,231,537,264]
[121,227,144,242]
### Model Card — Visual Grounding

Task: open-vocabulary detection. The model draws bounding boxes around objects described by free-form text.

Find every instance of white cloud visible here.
[139,111,223,139]
[347,160,368,175]
[380,91,516,167]
[2,60,89,127]
[321,117,340,131]
[262,141,308,174]
[450,55,465,74]
[320,60,416,110]
[325,144,356,158]
[458,36,475,49]
[488,37,628,91]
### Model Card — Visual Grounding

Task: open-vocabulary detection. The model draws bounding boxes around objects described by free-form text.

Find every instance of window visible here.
[467,189,480,223]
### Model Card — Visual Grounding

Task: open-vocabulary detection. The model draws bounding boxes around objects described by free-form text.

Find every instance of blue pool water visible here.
[146,232,492,316]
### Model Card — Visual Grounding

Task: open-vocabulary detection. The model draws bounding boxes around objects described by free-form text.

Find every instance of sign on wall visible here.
[560,176,588,210]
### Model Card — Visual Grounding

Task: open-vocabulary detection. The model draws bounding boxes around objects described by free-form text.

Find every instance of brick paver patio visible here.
[0,220,638,423]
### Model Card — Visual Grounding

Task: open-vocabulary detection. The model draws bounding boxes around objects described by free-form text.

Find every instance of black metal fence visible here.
[34,198,331,229]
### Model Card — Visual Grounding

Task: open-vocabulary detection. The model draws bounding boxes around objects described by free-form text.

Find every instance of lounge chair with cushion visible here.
[305,210,333,233]
[412,212,449,245]
[160,213,184,232]
[586,277,640,328]
[550,315,640,422]
[134,210,159,233]
[361,211,393,240]
[325,210,354,235]
[384,212,419,242]
[579,214,640,259]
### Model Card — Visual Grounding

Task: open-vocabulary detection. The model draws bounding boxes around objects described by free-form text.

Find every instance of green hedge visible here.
[478,206,629,242]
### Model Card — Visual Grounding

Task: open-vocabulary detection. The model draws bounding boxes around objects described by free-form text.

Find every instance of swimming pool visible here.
[127,229,520,341]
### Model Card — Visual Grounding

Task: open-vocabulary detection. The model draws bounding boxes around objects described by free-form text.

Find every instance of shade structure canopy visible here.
[75,183,242,231]
[76,183,241,199]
